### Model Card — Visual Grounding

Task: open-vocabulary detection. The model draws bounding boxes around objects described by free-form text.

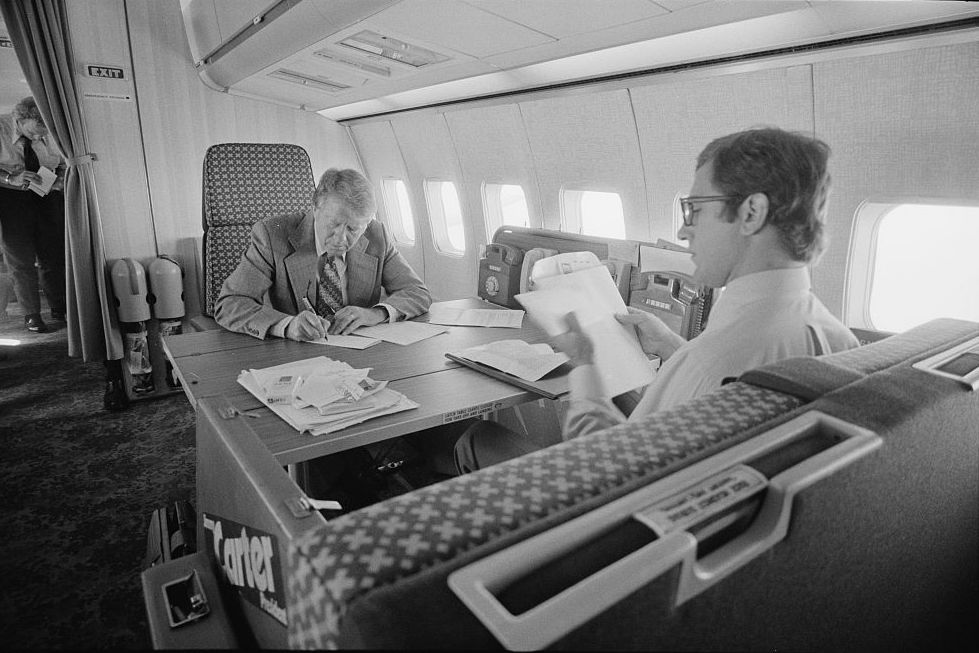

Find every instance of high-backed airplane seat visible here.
[285,381,806,649]
[192,143,314,330]
[282,318,978,650]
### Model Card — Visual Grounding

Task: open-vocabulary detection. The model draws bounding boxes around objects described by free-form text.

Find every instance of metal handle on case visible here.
[447,411,881,651]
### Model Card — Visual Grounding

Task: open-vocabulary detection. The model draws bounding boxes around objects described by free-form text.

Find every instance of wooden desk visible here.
[163,298,550,408]
[164,299,566,467]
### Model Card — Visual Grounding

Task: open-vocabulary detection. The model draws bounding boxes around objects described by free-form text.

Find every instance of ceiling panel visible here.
[463,0,669,39]
[368,0,554,57]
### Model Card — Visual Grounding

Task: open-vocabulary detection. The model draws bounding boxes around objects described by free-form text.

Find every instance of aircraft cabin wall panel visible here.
[629,66,814,245]
[518,88,649,241]
[124,0,360,318]
[66,0,155,265]
[390,113,474,301]
[443,104,543,247]
[812,40,979,318]
[347,120,426,277]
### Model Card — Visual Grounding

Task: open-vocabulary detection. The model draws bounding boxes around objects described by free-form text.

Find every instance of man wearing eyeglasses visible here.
[455,127,858,471]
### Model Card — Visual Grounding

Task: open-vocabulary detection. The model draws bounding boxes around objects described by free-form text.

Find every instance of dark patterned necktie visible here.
[19,135,39,173]
[316,253,344,317]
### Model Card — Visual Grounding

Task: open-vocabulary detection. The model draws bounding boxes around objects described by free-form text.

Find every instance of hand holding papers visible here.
[28,166,57,197]
[238,356,417,436]
[516,264,654,398]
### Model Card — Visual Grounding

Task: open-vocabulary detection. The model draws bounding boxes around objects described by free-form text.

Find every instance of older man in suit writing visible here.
[216,167,431,338]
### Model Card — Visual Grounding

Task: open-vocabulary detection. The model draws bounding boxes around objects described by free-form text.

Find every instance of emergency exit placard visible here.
[86,64,125,79]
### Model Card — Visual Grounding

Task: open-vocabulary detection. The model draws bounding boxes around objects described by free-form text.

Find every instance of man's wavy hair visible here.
[13,96,44,124]
[697,127,831,263]
[314,168,376,221]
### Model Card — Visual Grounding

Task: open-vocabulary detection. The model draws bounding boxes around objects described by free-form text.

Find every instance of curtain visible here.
[0,0,122,361]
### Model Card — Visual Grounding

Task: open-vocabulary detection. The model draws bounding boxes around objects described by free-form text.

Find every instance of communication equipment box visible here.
[630,270,714,340]
[478,243,524,308]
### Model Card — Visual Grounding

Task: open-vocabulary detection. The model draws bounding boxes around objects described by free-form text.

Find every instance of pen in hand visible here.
[300,296,328,341]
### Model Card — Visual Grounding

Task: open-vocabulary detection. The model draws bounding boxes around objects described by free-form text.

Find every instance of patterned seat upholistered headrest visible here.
[201,143,315,315]
[820,318,979,375]
[203,142,314,228]
[287,382,802,649]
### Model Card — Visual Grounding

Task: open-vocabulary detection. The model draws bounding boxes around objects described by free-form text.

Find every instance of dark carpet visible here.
[0,307,196,649]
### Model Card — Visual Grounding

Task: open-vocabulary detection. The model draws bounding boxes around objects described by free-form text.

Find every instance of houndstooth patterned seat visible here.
[202,143,314,316]
[286,381,802,649]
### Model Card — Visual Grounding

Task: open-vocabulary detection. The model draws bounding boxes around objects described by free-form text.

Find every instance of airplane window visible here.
[866,203,979,332]
[562,189,625,239]
[483,183,529,240]
[424,180,466,255]
[381,179,415,244]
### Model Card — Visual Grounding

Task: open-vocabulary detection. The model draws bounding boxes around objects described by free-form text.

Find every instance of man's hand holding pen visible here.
[285,297,331,342]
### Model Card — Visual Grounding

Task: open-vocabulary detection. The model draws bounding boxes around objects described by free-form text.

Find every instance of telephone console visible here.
[629,270,713,340]
[478,243,524,308]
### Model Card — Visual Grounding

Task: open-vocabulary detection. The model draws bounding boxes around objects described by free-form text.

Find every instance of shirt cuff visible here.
[270,315,293,338]
[376,303,401,323]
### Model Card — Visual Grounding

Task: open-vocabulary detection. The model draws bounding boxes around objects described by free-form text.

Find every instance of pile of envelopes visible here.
[238,356,417,435]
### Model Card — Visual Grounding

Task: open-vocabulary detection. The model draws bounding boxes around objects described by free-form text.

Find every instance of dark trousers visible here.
[0,187,66,316]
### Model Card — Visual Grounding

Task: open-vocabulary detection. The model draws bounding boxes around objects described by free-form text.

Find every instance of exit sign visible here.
[87,64,125,79]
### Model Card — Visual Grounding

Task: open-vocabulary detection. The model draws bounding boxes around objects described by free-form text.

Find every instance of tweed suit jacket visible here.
[215,210,431,339]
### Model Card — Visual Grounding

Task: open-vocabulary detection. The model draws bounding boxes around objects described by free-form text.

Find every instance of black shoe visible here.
[103,378,129,411]
[50,310,66,322]
[25,314,48,333]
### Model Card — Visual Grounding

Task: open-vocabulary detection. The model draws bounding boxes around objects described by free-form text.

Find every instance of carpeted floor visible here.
[0,304,196,649]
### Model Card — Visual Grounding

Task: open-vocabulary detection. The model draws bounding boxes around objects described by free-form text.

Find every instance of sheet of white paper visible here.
[249,356,352,387]
[516,266,654,397]
[309,395,419,436]
[639,244,694,276]
[454,339,568,381]
[427,306,524,328]
[29,166,57,197]
[293,369,371,409]
[308,334,379,349]
[354,321,447,345]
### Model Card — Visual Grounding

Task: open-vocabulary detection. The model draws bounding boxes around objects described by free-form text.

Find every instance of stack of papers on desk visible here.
[446,340,572,400]
[237,356,417,436]
[428,303,524,328]
[450,340,568,382]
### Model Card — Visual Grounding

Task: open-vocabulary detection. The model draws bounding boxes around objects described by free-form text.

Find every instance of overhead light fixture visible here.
[313,49,391,78]
[338,30,448,68]
[268,69,350,93]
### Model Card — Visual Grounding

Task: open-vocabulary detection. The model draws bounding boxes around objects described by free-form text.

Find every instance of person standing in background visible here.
[0,96,66,333]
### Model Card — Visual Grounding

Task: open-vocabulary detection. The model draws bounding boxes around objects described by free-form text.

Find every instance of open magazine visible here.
[237,356,417,436]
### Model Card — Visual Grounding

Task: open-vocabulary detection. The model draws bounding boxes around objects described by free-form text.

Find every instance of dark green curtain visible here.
[0,0,122,361]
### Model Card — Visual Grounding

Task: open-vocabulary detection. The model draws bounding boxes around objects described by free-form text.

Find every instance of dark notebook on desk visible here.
[445,353,572,400]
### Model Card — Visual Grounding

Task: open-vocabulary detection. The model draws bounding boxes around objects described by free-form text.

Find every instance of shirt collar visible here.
[706,266,812,330]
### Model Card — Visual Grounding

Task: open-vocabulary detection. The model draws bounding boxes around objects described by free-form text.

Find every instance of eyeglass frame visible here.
[679,195,740,227]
